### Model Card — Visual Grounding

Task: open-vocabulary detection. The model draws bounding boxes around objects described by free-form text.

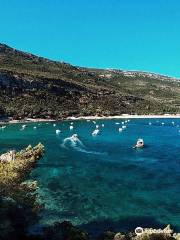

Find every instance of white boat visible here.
[92,129,100,136]
[70,125,73,130]
[56,129,61,134]
[134,139,144,148]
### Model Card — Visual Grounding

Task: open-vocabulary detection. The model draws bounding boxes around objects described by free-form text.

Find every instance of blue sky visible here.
[0,0,180,77]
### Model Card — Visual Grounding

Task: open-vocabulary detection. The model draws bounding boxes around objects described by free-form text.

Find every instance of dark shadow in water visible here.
[0,196,40,240]
[78,216,178,238]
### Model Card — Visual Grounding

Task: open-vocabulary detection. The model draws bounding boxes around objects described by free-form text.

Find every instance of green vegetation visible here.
[0,43,179,119]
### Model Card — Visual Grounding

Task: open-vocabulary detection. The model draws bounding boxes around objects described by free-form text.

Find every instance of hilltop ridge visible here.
[0,43,179,119]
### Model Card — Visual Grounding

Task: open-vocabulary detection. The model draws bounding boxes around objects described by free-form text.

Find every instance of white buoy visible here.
[33,126,37,129]
[122,125,126,129]
[149,122,152,125]
[70,125,73,130]
[115,122,120,125]
[53,123,56,127]
[102,124,104,127]
[172,121,175,125]
[56,129,61,134]
[122,122,124,125]
[118,128,123,132]
[96,125,99,129]
[70,122,73,125]
[162,122,165,125]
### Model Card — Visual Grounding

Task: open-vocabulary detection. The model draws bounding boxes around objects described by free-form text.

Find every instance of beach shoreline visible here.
[67,114,180,120]
[0,114,180,124]
[0,118,56,124]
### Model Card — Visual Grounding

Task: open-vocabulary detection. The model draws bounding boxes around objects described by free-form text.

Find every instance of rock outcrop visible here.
[98,225,179,240]
[0,150,16,163]
[0,143,44,240]
[0,143,44,196]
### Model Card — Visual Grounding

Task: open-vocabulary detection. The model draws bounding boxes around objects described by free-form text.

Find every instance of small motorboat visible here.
[20,124,27,130]
[56,129,61,134]
[133,138,144,148]
[70,125,74,130]
[70,134,79,141]
[92,129,100,136]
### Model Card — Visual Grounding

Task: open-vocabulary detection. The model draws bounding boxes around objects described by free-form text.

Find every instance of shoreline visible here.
[0,114,180,124]
[0,118,56,124]
[67,114,180,120]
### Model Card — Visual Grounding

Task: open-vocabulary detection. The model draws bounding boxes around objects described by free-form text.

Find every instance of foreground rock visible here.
[0,143,44,240]
[97,225,179,240]
[0,150,16,163]
[0,143,44,197]
[25,223,179,240]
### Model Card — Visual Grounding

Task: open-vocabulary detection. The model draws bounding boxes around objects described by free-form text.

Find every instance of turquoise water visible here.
[0,119,180,234]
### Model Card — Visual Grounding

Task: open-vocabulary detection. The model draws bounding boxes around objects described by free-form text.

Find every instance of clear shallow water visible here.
[0,119,180,234]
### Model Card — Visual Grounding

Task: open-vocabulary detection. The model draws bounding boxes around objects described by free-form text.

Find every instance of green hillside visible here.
[0,43,179,119]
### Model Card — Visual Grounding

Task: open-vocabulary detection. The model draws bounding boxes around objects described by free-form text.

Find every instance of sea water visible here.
[0,119,180,235]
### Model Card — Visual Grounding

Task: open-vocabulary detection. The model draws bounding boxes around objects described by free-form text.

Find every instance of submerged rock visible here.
[41,221,89,240]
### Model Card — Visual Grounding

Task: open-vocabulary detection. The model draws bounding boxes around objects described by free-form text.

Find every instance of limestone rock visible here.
[114,232,126,240]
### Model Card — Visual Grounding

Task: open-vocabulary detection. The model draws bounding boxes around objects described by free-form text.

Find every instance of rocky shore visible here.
[26,222,180,240]
[0,144,45,240]
[0,143,44,196]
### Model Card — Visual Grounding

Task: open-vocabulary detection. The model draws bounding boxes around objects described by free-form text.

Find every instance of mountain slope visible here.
[0,43,180,119]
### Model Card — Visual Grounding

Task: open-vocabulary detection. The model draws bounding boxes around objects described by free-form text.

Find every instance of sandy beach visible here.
[0,118,56,124]
[0,114,180,124]
[66,114,180,120]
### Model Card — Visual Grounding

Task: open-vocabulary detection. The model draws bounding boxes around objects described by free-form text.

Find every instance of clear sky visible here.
[0,0,180,77]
